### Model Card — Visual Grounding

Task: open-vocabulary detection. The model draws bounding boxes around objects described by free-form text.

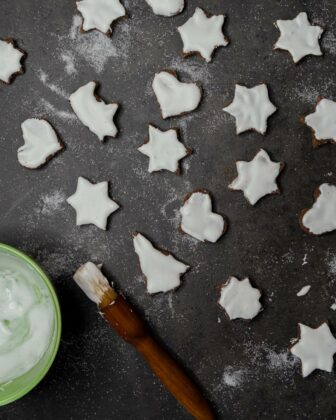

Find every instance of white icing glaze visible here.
[67,177,119,230]
[145,0,184,17]
[180,191,225,243]
[177,7,228,63]
[0,39,24,83]
[70,81,118,141]
[76,0,126,35]
[152,71,201,119]
[331,303,336,311]
[302,183,336,235]
[297,285,311,297]
[305,99,336,142]
[275,12,323,63]
[218,277,262,321]
[138,125,189,173]
[223,84,276,135]
[290,322,336,377]
[18,119,63,169]
[133,233,189,294]
[229,149,282,205]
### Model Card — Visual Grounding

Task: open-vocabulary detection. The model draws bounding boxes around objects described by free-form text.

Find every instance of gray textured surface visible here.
[2,0,336,419]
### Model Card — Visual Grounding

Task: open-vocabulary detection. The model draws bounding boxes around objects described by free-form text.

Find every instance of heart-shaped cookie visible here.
[18,119,63,169]
[152,70,202,119]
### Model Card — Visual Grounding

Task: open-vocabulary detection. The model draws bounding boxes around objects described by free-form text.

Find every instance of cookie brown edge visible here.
[132,231,190,295]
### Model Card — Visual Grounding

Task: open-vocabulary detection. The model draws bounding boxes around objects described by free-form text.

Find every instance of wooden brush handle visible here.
[102,295,215,420]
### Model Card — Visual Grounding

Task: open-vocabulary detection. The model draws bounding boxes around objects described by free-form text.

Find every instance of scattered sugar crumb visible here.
[281,250,294,264]
[40,190,66,215]
[297,285,311,297]
[331,302,336,311]
[61,52,77,75]
[37,69,69,99]
[221,367,246,388]
[302,253,308,266]
[58,15,132,74]
[217,317,221,323]
[38,98,77,123]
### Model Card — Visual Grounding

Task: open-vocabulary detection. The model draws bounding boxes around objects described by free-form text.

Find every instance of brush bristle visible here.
[73,262,115,304]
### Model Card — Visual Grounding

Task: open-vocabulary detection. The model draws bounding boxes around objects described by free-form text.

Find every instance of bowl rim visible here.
[0,243,62,406]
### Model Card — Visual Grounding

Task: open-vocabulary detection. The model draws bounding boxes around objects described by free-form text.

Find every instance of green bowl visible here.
[0,243,61,406]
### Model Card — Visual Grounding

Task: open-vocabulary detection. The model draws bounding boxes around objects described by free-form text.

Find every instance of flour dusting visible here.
[38,98,77,123]
[37,69,69,99]
[58,15,132,74]
[40,190,66,215]
[221,367,246,387]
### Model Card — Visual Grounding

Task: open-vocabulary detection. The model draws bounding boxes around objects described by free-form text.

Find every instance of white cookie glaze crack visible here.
[275,12,323,63]
[300,183,336,235]
[18,119,63,169]
[305,98,336,147]
[218,277,262,321]
[138,125,191,173]
[133,232,189,294]
[290,322,336,377]
[223,84,276,135]
[0,39,25,84]
[152,70,202,119]
[229,149,283,205]
[177,7,229,63]
[76,0,126,36]
[145,0,184,17]
[70,81,119,141]
[180,190,226,243]
[67,177,119,230]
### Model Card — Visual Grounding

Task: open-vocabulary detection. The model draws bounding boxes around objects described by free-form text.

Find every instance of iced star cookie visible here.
[300,183,336,235]
[133,232,189,294]
[218,277,262,320]
[290,322,336,377]
[18,119,63,169]
[70,81,119,141]
[138,124,191,173]
[152,70,202,119]
[180,190,226,243]
[304,98,336,148]
[229,149,284,205]
[223,84,276,135]
[76,0,126,36]
[67,177,119,230]
[145,0,184,17]
[177,7,229,63]
[0,39,25,84]
[274,12,323,64]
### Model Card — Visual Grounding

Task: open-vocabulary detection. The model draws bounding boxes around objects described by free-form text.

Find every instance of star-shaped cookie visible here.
[177,7,229,63]
[300,183,336,235]
[290,322,336,377]
[218,277,262,320]
[76,0,126,36]
[223,84,276,135]
[274,12,323,63]
[133,232,189,294]
[229,149,283,205]
[67,177,119,230]
[138,125,191,173]
[0,39,25,84]
[304,98,336,147]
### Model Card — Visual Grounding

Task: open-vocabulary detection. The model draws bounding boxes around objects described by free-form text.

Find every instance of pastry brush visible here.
[73,262,214,420]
